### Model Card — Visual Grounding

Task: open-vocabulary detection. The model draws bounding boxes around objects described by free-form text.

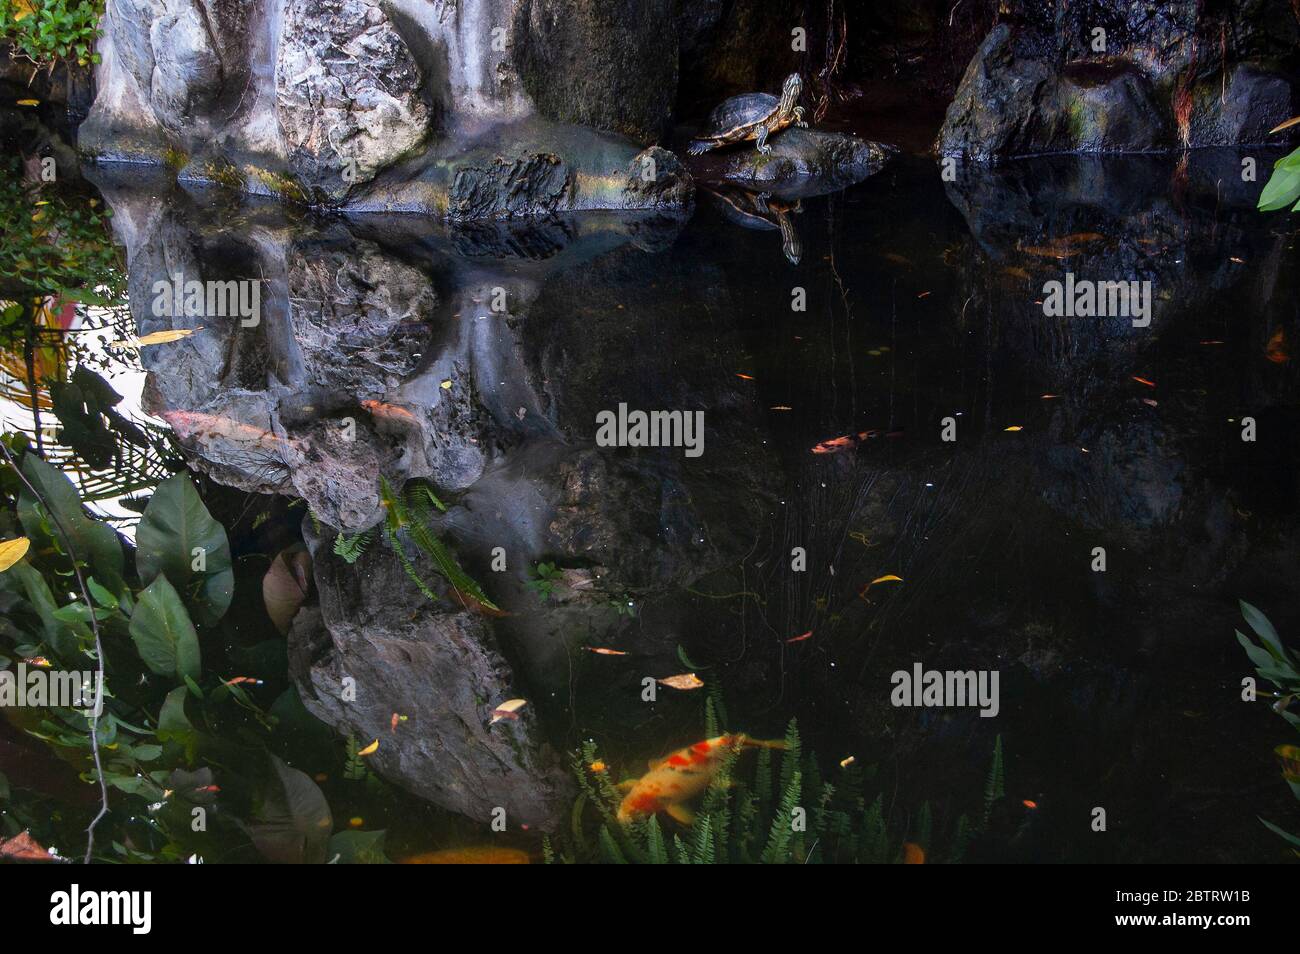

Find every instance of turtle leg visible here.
[794,106,808,128]
[756,124,772,155]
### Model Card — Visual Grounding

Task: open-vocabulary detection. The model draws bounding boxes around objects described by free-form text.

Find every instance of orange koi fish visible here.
[616,734,785,826]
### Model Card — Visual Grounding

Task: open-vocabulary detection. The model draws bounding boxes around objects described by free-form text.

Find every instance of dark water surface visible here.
[6,141,1299,863]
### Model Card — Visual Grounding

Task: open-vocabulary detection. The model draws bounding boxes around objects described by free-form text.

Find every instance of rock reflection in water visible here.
[91,148,1299,857]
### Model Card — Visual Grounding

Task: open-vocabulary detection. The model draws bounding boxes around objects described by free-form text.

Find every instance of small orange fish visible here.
[657,673,704,691]
[1266,327,1290,364]
[616,734,785,825]
[786,631,813,643]
[812,429,881,455]
[1132,376,1156,388]
[585,647,629,656]
[360,399,419,426]
[901,842,925,864]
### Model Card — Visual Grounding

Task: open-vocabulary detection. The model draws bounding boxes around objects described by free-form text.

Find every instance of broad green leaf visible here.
[1258,164,1300,211]
[17,453,124,594]
[1240,601,1293,665]
[243,756,332,864]
[136,474,232,626]
[129,576,201,682]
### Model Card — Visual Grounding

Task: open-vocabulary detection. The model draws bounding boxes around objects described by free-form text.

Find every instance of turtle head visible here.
[778,73,803,117]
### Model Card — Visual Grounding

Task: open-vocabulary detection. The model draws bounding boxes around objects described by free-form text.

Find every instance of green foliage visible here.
[0,440,358,863]
[0,0,103,66]
[333,528,374,564]
[1258,147,1300,212]
[129,574,201,682]
[135,473,233,625]
[378,476,498,611]
[526,560,563,601]
[1235,601,1300,851]
[0,155,122,300]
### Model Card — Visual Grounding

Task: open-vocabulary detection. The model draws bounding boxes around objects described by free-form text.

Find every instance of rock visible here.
[449,152,571,220]
[289,529,573,828]
[621,146,693,210]
[274,0,431,201]
[1188,63,1296,147]
[711,127,896,190]
[939,11,1300,161]
[513,0,679,145]
[148,2,223,130]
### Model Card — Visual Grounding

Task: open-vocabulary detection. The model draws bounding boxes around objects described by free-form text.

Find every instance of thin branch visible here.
[0,440,110,864]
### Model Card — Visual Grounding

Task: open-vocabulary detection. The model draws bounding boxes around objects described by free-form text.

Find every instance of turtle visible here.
[687,73,808,156]
[706,186,804,265]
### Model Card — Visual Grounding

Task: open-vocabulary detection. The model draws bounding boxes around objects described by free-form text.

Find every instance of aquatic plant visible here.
[330,477,497,613]
[1235,601,1300,852]
[550,716,1003,864]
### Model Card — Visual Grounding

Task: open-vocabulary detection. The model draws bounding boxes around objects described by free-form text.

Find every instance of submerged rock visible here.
[289,527,573,829]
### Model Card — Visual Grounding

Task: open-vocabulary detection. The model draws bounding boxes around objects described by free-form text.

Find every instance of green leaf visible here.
[129,575,201,682]
[1259,816,1300,849]
[1258,164,1300,211]
[327,829,391,864]
[1240,601,1293,666]
[17,452,124,594]
[156,686,197,761]
[136,474,233,626]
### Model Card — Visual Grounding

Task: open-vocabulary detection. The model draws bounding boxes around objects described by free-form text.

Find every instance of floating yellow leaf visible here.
[1269,115,1300,134]
[356,739,379,757]
[657,673,704,690]
[110,328,199,349]
[0,537,31,572]
[868,574,903,586]
[440,380,452,389]
[16,99,39,108]
[840,755,856,769]
[1004,425,1023,432]
[490,698,527,724]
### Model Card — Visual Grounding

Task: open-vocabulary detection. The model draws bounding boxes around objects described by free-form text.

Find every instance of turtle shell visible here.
[700,92,779,140]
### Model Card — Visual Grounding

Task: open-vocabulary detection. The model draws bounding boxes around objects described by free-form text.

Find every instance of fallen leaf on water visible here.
[839,755,856,769]
[0,537,31,572]
[0,832,53,862]
[357,739,379,756]
[786,631,813,644]
[868,574,904,586]
[1004,425,1023,432]
[1040,394,1059,400]
[770,405,792,411]
[440,380,452,389]
[1266,327,1290,364]
[15,99,39,108]
[1019,233,1103,259]
[490,698,527,724]
[1269,115,1300,134]
[657,673,704,691]
[584,647,628,656]
[110,328,198,349]
[1132,376,1156,388]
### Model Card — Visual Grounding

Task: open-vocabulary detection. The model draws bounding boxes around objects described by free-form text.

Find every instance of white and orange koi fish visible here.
[616,733,785,826]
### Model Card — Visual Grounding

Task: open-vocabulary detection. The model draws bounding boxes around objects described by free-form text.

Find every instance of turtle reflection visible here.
[705,185,804,265]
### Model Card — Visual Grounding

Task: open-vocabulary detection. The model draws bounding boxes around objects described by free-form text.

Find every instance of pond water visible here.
[2,116,1298,863]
